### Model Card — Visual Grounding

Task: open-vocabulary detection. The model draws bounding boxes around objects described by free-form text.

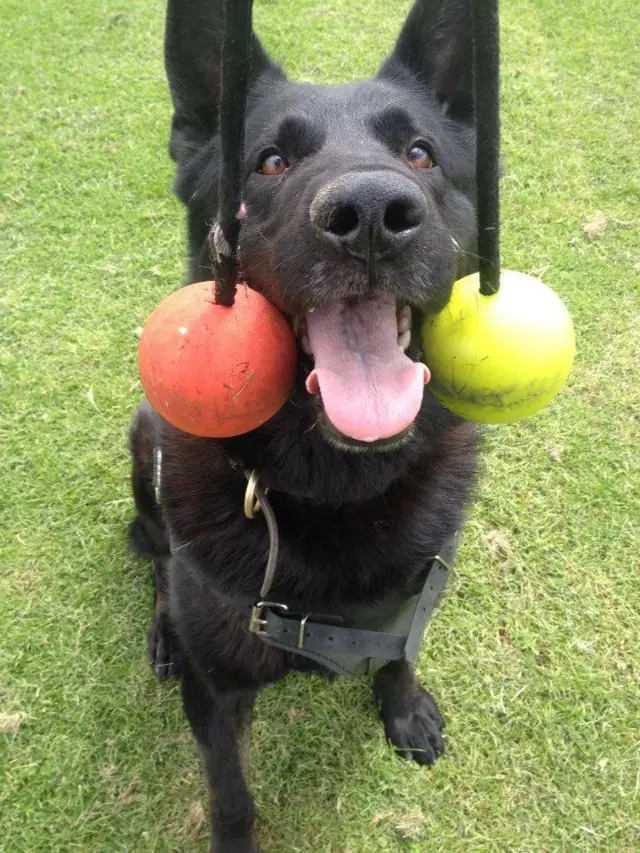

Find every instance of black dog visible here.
[130,1,478,850]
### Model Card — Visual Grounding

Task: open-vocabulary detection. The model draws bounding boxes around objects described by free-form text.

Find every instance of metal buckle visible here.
[249,601,289,637]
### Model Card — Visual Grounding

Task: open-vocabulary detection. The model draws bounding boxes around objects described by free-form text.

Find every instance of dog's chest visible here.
[263,492,440,610]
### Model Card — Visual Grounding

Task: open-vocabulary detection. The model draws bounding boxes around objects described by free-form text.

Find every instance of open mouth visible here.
[293,296,430,447]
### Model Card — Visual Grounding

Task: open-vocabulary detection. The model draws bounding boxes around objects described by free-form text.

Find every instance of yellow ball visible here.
[421,270,575,424]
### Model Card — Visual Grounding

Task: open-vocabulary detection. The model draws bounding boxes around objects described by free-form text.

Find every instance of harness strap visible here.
[248,535,455,677]
[259,613,405,665]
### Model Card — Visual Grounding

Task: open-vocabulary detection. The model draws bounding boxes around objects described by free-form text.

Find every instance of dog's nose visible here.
[310,171,427,259]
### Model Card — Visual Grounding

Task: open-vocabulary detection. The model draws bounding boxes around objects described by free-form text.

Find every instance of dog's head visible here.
[167,0,477,455]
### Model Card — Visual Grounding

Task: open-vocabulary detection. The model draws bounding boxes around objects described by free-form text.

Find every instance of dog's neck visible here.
[223,400,465,507]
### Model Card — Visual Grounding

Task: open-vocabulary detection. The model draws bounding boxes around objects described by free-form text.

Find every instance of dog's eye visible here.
[258,151,290,176]
[407,144,435,169]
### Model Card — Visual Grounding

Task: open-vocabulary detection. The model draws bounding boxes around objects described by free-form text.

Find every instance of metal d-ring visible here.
[244,470,268,519]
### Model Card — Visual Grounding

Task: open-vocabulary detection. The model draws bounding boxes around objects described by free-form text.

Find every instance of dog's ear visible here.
[380,0,473,121]
[165,0,284,161]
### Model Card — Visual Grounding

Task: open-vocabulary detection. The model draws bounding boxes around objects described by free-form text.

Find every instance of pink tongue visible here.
[305,297,430,442]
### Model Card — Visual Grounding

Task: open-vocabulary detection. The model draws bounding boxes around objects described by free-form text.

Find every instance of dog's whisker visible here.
[271,245,315,273]
[303,416,319,434]
[456,247,481,261]
[254,226,276,247]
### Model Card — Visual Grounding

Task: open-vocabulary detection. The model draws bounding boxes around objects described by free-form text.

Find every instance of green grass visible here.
[1,0,639,851]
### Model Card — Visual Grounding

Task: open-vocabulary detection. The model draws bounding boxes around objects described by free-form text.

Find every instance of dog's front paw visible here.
[381,685,445,766]
[147,615,180,679]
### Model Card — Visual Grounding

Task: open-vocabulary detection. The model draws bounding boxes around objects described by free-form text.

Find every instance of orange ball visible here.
[139,281,297,437]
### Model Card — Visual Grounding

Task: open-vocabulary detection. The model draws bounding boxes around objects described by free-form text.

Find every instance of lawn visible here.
[1,1,639,851]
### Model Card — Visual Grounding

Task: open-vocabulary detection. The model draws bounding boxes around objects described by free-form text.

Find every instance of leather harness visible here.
[155,449,457,677]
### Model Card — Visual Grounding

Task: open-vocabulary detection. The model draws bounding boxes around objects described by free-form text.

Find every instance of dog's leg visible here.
[128,400,178,678]
[128,401,168,558]
[373,660,445,766]
[182,665,259,853]
[146,556,181,679]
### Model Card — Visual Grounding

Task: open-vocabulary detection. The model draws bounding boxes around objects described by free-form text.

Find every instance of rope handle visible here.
[473,0,501,295]
[213,0,255,307]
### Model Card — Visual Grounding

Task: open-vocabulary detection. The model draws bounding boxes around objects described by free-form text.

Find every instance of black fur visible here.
[130,2,479,851]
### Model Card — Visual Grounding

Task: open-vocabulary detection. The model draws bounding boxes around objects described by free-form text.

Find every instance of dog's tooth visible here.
[398,329,411,351]
[397,305,412,334]
[301,335,312,355]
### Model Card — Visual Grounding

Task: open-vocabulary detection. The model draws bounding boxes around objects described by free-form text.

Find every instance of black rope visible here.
[472,0,501,295]
[214,0,254,307]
